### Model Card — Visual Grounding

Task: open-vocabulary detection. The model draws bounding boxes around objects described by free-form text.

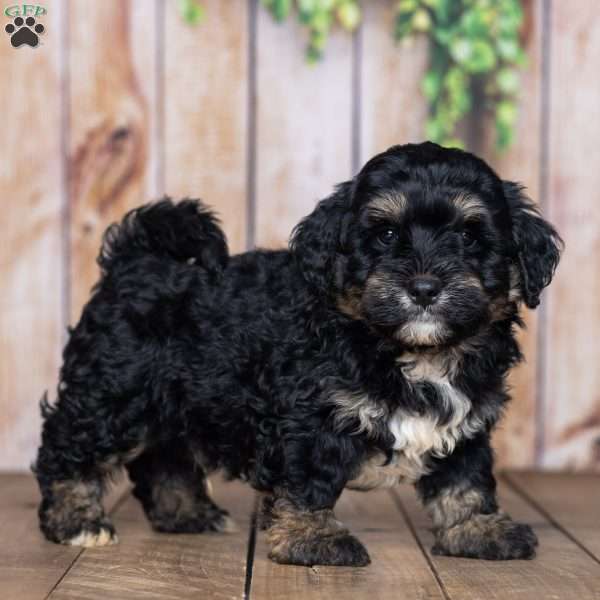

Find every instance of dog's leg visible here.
[265,434,370,567]
[415,433,538,560]
[266,497,370,566]
[35,402,137,547]
[37,477,118,547]
[126,442,235,534]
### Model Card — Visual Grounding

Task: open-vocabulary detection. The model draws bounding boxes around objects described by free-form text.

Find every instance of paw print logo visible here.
[5,16,45,48]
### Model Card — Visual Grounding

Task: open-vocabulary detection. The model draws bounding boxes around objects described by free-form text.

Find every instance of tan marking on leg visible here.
[347,452,415,490]
[426,485,486,530]
[426,485,538,559]
[42,479,116,545]
[49,480,104,527]
[266,498,370,566]
[436,512,508,554]
[267,499,345,552]
[99,444,146,471]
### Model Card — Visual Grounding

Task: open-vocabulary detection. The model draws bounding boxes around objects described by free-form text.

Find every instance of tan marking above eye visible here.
[367,192,407,221]
[452,194,487,219]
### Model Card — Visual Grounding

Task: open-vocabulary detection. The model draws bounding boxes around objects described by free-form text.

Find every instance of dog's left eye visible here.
[377,228,398,245]
[462,230,477,248]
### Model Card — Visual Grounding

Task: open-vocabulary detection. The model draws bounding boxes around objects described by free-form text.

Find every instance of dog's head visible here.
[291,142,562,348]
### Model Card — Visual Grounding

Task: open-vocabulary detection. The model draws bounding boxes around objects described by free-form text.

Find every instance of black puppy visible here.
[35,142,562,565]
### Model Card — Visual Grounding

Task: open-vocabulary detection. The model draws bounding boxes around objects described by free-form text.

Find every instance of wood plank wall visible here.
[0,0,598,471]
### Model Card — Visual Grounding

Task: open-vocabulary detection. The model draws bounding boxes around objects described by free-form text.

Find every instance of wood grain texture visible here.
[250,488,444,600]
[254,11,353,248]
[506,471,600,561]
[395,479,600,600]
[2,0,600,474]
[483,0,544,469]
[68,0,157,322]
[164,0,248,253]
[359,0,429,162]
[50,477,253,600]
[0,0,63,470]
[1,473,599,598]
[0,473,128,600]
[542,0,600,469]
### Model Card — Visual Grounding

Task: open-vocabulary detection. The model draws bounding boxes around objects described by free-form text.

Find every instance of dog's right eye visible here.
[377,228,398,245]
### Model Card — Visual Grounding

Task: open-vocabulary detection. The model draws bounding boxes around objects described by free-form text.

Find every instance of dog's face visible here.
[292,142,562,348]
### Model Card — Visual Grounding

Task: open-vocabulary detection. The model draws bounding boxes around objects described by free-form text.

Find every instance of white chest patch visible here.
[346,352,484,490]
[392,352,473,450]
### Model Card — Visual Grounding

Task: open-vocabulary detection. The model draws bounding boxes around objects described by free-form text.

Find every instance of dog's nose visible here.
[408,276,442,307]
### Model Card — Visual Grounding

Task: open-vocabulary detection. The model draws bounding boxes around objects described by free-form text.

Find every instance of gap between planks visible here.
[392,472,600,600]
[389,488,451,600]
[502,471,600,566]
[244,493,260,599]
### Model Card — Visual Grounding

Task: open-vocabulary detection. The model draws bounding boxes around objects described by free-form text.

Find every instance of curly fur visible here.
[34,142,562,565]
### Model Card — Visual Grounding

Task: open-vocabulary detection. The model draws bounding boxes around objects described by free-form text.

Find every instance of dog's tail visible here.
[97,198,228,276]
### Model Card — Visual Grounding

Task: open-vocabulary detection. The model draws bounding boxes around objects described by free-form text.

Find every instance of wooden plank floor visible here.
[1,473,598,600]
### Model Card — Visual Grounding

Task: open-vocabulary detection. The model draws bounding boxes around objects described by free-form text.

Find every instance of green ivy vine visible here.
[261,0,362,62]
[180,0,527,151]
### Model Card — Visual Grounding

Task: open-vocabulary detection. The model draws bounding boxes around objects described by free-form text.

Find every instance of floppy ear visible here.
[290,181,353,295]
[504,181,563,309]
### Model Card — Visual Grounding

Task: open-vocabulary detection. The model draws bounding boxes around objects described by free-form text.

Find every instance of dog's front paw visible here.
[432,514,538,560]
[64,519,118,547]
[269,531,371,567]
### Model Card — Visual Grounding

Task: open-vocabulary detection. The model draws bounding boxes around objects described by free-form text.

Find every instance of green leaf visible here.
[496,68,519,94]
[310,29,328,51]
[252,0,528,150]
[450,38,473,64]
[465,39,497,73]
[306,45,323,63]
[271,0,292,21]
[179,0,205,26]
[412,9,432,32]
[426,118,445,142]
[337,1,361,31]
[496,119,513,150]
[496,37,519,61]
[298,0,318,14]
[398,0,419,12]
[496,100,518,126]
[394,10,416,40]
[460,9,490,37]
[422,70,443,102]
[310,10,333,33]
[442,137,465,149]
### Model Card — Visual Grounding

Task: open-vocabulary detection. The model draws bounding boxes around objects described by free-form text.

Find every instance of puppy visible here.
[35,142,562,565]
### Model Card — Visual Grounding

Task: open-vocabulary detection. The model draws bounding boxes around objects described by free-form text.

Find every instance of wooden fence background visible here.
[1,0,599,471]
